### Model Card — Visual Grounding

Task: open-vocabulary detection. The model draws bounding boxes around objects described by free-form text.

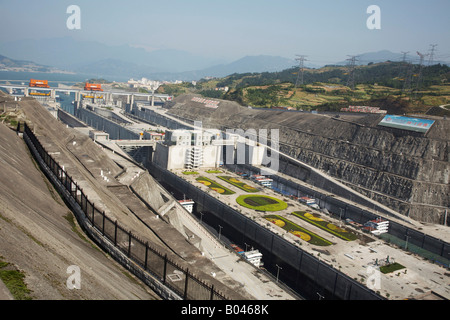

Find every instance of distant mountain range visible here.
[0,37,448,81]
[0,37,298,81]
[149,55,298,81]
[0,37,226,79]
[0,54,70,74]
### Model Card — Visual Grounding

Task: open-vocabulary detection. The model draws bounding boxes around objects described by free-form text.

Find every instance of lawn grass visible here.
[205,170,222,173]
[236,195,288,212]
[182,171,199,175]
[380,262,406,274]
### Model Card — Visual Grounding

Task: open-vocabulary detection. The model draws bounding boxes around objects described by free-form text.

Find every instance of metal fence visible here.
[21,122,227,300]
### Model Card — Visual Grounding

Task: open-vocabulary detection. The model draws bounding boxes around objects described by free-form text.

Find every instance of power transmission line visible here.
[400,51,412,95]
[401,51,409,63]
[294,55,308,88]
[428,44,438,65]
[345,55,359,90]
[414,51,428,98]
[402,61,414,95]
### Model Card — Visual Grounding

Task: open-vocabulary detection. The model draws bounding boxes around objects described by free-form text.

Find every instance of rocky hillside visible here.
[166,94,449,224]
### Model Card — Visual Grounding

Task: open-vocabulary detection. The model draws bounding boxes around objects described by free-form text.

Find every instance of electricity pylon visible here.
[346,55,358,90]
[401,51,409,63]
[402,62,413,95]
[414,51,428,98]
[427,44,438,66]
[295,55,308,88]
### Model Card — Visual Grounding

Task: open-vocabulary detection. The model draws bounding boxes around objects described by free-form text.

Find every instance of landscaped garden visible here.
[236,195,288,212]
[380,262,406,274]
[291,211,357,241]
[217,176,259,193]
[205,169,222,173]
[265,215,333,246]
[196,176,235,195]
[182,171,199,175]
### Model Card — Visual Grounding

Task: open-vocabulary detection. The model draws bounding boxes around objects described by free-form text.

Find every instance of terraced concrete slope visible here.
[2,93,257,300]
[166,94,449,224]
[0,121,160,300]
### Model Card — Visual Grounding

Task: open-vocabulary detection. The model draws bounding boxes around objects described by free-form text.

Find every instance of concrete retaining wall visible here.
[77,107,140,140]
[129,107,192,130]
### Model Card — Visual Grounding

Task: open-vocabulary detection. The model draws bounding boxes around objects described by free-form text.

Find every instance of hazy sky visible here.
[1,0,449,64]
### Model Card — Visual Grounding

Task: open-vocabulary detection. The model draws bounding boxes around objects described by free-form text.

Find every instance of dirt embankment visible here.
[0,121,160,300]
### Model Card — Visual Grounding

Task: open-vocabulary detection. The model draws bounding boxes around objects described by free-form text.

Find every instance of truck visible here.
[29,79,50,88]
[84,83,103,91]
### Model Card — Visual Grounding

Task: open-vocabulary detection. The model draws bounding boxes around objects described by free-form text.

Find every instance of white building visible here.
[153,128,267,170]
[128,78,161,91]
[153,129,222,170]
[225,131,266,167]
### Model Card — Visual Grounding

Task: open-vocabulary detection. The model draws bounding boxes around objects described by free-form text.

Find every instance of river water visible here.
[0,71,95,115]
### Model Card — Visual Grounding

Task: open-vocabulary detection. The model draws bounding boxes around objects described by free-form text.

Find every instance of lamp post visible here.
[276,264,282,283]
[218,225,223,241]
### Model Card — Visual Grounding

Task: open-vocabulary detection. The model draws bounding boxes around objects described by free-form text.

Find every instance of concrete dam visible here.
[164,94,449,226]
[3,93,307,300]
[39,93,449,300]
